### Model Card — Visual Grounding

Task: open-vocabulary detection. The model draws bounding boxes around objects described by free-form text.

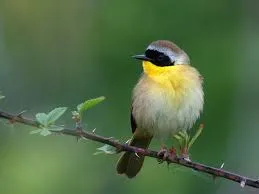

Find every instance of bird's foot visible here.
[168,147,177,161]
[157,146,177,163]
[180,146,191,161]
[157,146,168,163]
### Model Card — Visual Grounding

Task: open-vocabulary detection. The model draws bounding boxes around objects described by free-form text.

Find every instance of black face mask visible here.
[145,49,175,67]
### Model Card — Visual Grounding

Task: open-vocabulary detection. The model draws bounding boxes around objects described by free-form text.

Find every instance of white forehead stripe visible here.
[147,45,190,65]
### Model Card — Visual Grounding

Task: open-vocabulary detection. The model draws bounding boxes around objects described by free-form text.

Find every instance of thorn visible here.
[17,110,27,118]
[92,128,96,133]
[183,157,191,162]
[212,163,224,181]
[135,152,140,158]
[125,138,131,144]
[240,179,246,188]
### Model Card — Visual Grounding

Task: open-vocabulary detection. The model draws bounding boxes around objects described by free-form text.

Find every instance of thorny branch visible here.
[0,109,259,189]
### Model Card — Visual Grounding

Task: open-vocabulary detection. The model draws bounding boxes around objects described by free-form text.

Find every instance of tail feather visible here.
[116,135,152,178]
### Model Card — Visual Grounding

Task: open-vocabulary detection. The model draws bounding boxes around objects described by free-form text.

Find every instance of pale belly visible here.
[132,75,203,142]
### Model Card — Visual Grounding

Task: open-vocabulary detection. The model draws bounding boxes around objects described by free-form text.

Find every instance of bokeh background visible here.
[0,0,259,193]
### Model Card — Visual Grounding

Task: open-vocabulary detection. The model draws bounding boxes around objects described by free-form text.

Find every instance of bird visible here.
[116,40,204,178]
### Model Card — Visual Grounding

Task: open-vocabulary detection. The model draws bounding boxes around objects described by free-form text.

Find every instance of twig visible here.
[0,109,258,189]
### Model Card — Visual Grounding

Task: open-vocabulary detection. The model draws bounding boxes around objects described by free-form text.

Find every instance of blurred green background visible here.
[0,0,259,193]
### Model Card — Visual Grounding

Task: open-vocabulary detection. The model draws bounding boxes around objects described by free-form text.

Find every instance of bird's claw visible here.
[179,147,191,161]
[157,147,177,163]
[157,147,169,163]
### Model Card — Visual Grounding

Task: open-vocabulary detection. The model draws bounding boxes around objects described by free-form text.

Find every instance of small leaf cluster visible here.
[174,124,204,151]
[33,107,67,136]
[32,96,105,136]
[94,144,117,155]
[72,96,105,122]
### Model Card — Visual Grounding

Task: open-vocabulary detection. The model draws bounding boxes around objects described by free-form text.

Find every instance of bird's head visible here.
[133,40,190,67]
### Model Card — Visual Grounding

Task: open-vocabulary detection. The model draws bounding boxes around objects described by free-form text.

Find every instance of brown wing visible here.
[130,106,137,134]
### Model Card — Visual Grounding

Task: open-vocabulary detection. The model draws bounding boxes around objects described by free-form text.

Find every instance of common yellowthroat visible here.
[116,40,204,178]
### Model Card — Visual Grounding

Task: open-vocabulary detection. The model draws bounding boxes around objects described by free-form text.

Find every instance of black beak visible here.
[132,54,152,62]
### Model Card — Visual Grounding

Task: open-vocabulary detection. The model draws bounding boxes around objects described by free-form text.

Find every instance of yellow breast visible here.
[132,61,203,140]
[142,61,200,106]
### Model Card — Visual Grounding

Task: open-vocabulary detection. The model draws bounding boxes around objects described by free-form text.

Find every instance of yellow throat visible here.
[143,60,199,87]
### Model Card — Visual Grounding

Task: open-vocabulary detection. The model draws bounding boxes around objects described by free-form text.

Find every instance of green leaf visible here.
[188,124,204,149]
[35,113,48,126]
[173,134,184,146]
[179,131,189,147]
[40,128,52,136]
[30,126,63,136]
[178,130,188,139]
[30,128,52,136]
[34,107,67,136]
[30,129,42,134]
[77,96,105,115]
[46,107,67,125]
[36,107,67,127]
[94,144,117,155]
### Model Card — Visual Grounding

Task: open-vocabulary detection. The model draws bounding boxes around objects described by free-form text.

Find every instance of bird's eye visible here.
[145,49,172,67]
[157,55,164,61]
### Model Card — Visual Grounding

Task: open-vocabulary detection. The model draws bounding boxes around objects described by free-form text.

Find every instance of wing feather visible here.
[130,106,137,134]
